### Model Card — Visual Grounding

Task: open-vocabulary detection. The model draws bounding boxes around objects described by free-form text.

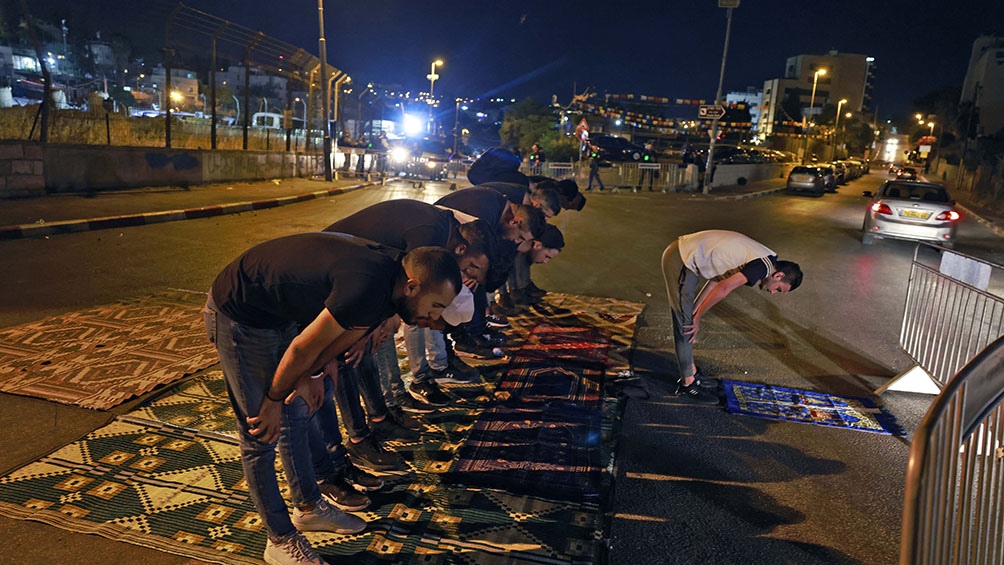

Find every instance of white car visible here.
[861,181,961,248]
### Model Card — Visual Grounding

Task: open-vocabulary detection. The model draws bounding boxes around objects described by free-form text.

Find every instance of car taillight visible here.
[872,202,893,215]
[935,210,961,221]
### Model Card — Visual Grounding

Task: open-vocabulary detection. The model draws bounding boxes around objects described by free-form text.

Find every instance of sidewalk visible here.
[0,175,786,241]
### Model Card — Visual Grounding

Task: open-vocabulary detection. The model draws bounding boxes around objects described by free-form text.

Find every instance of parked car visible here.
[829,162,847,184]
[786,166,826,196]
[588,134,646,162]
[896,167,918,181]
[817,165,837,192]
[861,181,961,248]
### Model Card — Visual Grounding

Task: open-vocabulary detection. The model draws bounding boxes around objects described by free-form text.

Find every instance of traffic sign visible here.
[698,105,726,119]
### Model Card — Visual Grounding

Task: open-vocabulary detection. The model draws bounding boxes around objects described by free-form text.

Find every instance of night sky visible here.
[23,0,1004,119]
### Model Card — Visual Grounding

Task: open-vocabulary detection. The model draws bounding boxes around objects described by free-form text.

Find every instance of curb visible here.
[0,182,374,241]
[957,204,1004,239]
[707,187,785,200]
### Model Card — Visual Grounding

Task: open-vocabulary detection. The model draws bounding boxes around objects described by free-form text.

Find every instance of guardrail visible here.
[877,244,1004,394]
[900,334,1004,565]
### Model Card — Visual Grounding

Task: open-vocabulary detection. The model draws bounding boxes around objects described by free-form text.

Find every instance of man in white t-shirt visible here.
[660,230,803,404]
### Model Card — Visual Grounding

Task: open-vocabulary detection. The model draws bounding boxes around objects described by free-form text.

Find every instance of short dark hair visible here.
[531,188,561,217]
[510,203,547,239]
[537,224,565,250]
[456,219,499,264]
[402,246,462,294]
[775,260,803,291]
[530,176,559,190]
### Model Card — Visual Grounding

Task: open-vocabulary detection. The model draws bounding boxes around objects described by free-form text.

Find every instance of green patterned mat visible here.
[0,294,643,564]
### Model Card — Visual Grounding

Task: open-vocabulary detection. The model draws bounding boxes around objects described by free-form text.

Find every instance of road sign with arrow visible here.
[698,104,726,119]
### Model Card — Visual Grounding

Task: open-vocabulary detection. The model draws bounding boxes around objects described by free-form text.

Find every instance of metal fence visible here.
[519,162,699,192]
[882,244,1004,393]
[900,334,1004,564]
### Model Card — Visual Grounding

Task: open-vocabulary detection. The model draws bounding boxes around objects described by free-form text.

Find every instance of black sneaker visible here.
[525,281,547,298]
[446,353,481,380]
[318,478,370,512]
[675,379,720,405]
[407,379,451,407]
[339,458,384,492]
[482,330,507,347]
[486,312,510,328]
[395,394,436,414]
[454,335,502,359]
[371,411,422,442]
[345,434,407,472]
[692,366,719,389]
[387,404,424,429]
[431,367,479,384]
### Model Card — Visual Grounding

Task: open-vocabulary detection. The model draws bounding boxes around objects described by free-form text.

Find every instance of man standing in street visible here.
[203,234,461,565]
[660,230,803,404]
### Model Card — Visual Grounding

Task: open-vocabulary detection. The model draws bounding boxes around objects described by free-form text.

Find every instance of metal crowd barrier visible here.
[519,162,699,192]
[900,334,1004,565]
[877,244,1004,394]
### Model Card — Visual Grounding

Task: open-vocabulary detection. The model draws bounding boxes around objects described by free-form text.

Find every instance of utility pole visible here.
[318,0,332,181]
[702,0,739,194]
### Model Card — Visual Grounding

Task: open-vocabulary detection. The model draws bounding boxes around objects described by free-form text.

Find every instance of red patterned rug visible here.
[0,290,218,410]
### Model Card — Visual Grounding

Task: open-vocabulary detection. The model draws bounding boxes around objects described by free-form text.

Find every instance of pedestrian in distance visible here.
[587,152,606,191]
[660,230,803,404]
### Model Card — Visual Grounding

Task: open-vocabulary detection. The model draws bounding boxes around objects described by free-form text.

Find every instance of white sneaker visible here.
[263,532,325,565]
[291,497,366,534]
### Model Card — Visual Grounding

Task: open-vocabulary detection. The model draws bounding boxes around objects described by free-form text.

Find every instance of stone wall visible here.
[0,142,329,198]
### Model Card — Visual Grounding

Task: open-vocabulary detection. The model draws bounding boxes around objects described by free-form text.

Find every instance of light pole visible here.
[801,68,826,164]
[831,98,847,160]
[702,0,739,194]
[294,96,307,123]
[427,59,443,133]
[317,0,332,181]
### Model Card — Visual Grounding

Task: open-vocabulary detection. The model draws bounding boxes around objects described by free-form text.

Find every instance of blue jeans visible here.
[403,325,447,383]
[372,335,407,403]
[202,295,322,541]
[333,342,390,440]
[309,377,349,481]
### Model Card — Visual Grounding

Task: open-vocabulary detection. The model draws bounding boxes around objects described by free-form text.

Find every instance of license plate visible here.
[792,175,812,182]
[901,210,931,219]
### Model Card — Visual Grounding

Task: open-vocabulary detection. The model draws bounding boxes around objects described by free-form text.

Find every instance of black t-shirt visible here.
[476,182,529,205]
[323,199,457,251]
[211,233,402,330]
[435,187,508,230]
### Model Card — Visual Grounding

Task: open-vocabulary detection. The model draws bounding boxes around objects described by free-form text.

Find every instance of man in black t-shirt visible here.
[205,235,461,564]
[435,186,545,246]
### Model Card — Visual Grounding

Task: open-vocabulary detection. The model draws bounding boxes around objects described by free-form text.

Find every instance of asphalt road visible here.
[1,173,1002,564]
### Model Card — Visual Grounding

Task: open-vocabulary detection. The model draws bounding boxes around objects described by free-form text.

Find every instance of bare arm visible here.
[684,272,749,342]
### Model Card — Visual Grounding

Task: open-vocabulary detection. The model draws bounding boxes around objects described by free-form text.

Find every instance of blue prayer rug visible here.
[722,380,906,436]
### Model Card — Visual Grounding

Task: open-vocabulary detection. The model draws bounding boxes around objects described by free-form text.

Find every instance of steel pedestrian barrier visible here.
[900,334,1004,565]
[877,243,1004,395]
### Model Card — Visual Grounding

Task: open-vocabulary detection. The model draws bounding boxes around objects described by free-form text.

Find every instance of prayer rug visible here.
[0,289,217,410]
[441,404,604,502]
[722,380,906,436]
[0,293,644,564]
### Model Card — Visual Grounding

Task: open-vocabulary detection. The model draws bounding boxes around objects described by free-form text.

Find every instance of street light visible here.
[831,98,847,160]
[427,59,443,102]
[427,59,443,133]
[701,0,739,194]
[801,68,826,164]
[294,96,307,122]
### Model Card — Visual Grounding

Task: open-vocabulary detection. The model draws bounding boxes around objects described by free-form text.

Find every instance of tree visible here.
[499,97,556,153]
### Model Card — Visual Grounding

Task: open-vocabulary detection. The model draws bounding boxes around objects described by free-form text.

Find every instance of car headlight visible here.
[425,161,438,169]
[390,147,410,163]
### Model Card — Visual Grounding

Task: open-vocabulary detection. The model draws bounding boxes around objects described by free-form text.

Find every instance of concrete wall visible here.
[0,142,329,198]
[0,142,45,198]
[712,162,796,187]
